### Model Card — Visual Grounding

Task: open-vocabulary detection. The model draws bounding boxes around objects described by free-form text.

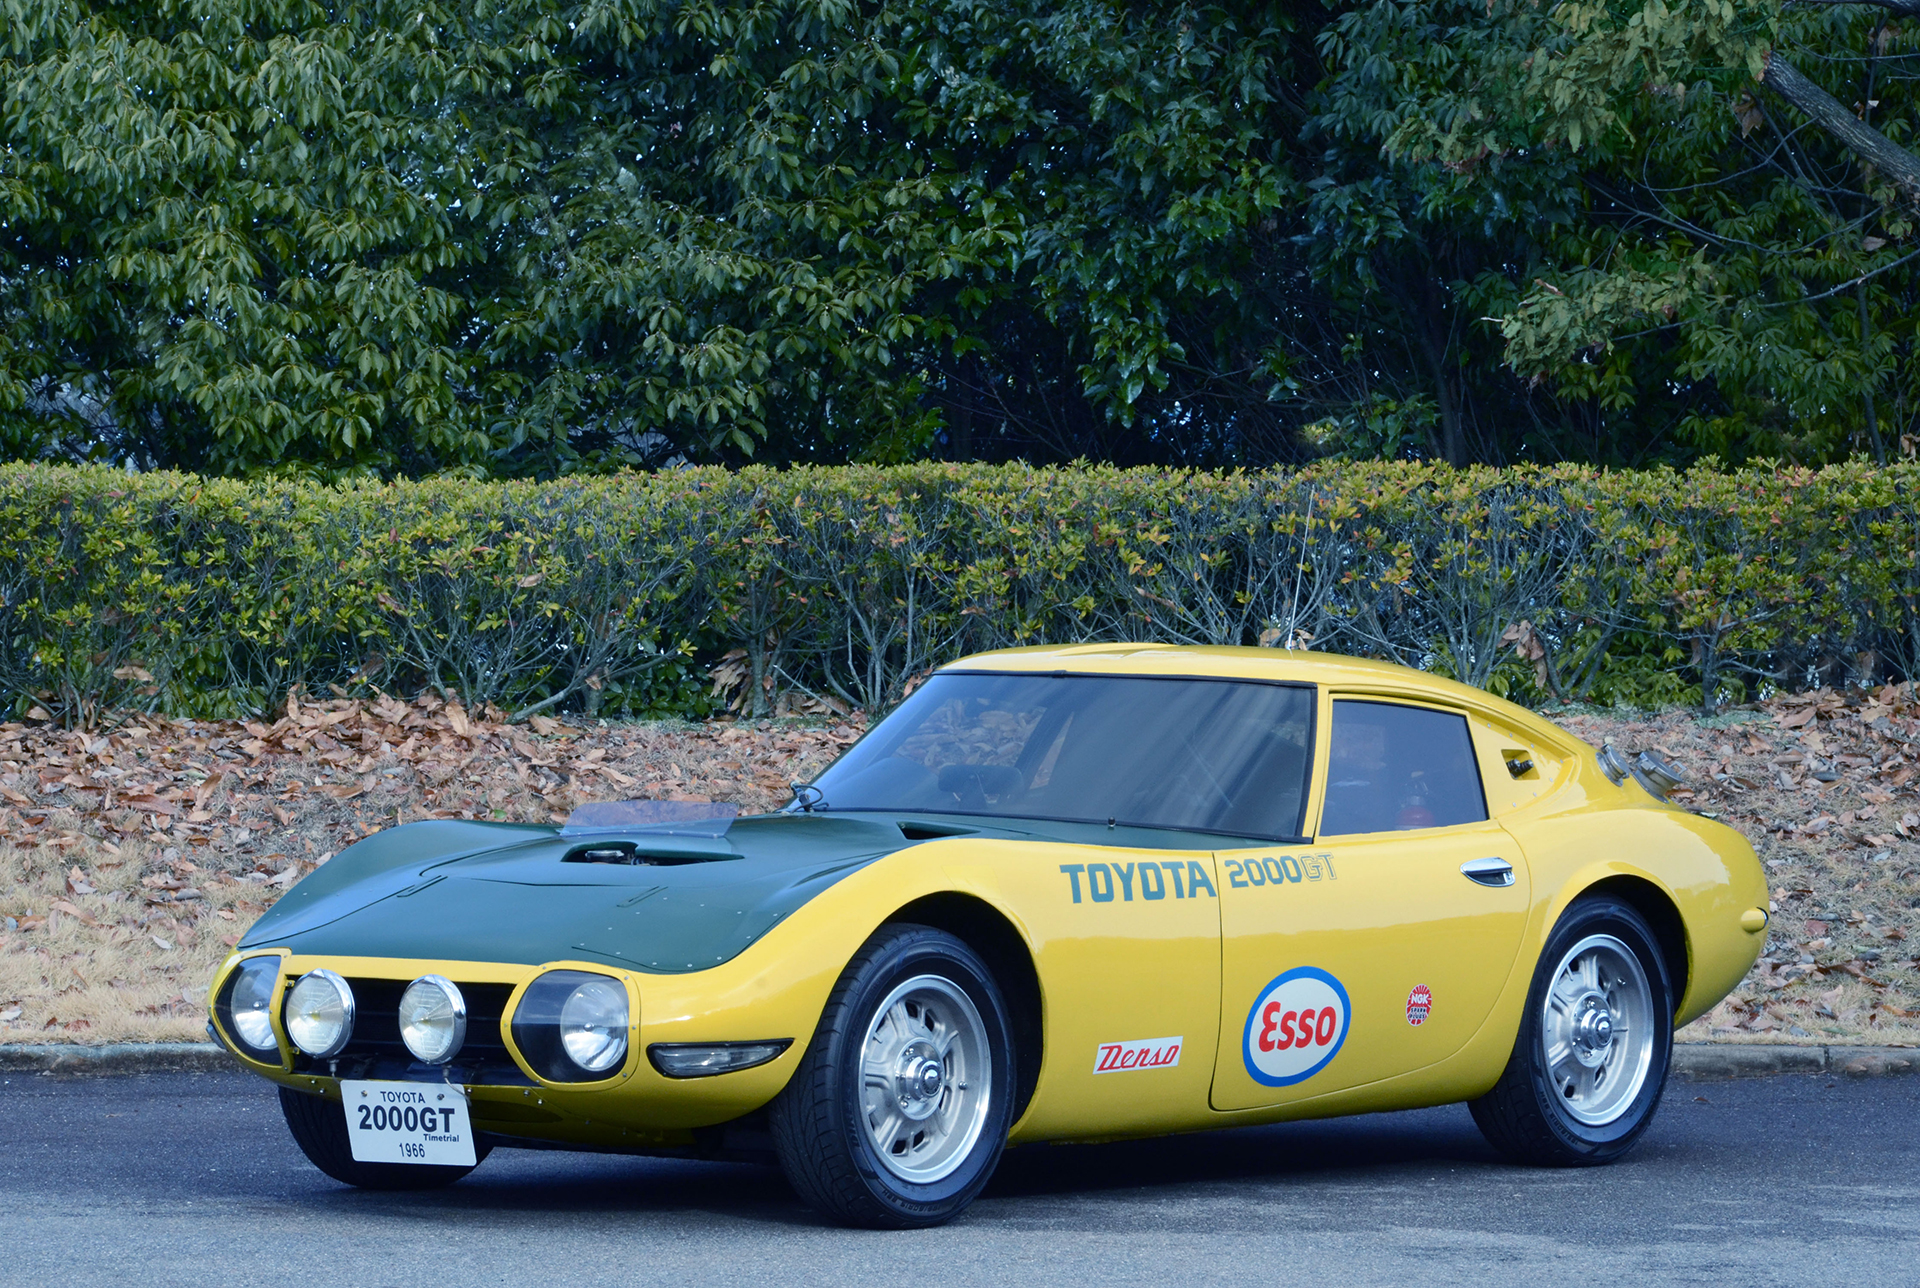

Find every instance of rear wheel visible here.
[771,924,1014,1228]
[279,1087,488,1190]
[1470,895,1673,1166]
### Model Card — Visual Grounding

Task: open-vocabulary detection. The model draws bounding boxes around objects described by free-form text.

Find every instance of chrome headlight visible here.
[511,970,631,1081]
[216,956,281,1059]
[399,975,467,1065]
[560,978,628,1072]
[284,969,355,1058]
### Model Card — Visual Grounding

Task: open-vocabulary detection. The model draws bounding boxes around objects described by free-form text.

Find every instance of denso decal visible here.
[1242,967,1351,1087]
[1059,861,1216,903]
[1092,1036,1183,1074]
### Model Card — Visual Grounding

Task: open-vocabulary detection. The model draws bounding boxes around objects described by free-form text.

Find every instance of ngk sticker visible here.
[1092,1036,1183,1074]
[1243,967,1351,1087]
[1406,984,1433,1027]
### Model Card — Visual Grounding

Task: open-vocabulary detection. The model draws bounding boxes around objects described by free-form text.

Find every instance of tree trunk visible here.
[1416,300,1467,465]
[1860,282,1888,464]
[949,354,981,461]
[1759,51,1920,205]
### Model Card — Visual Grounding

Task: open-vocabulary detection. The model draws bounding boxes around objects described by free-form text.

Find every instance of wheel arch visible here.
[1572,875,1690,1012]
[884,892,1044,1121]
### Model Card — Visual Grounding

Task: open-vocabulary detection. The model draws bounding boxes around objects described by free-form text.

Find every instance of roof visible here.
[940,643,1573,746]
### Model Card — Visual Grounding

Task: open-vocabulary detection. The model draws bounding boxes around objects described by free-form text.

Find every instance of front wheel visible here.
[770,924,1015,1228]
[1470,895,1674,1166]
[279,1087,488,1190]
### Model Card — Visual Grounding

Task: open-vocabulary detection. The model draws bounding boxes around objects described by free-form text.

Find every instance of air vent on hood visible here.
[562,838,739,866]
[896,821,978,842]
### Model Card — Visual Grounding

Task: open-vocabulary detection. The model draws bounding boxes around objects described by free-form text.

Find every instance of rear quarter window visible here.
[1319,700,1489,835]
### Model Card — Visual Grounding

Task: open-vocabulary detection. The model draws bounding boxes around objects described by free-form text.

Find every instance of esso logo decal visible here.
[1243,967,1350,1087]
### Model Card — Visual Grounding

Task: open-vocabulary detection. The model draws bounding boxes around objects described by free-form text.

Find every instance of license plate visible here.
[340,1080,477,1166]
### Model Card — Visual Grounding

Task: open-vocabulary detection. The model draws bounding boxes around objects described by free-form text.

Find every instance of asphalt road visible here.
[2,1070,1916,1288]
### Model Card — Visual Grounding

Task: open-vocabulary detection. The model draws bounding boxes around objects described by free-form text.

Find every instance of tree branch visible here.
[1788,0,1920,15]
[1758,50,1920,203]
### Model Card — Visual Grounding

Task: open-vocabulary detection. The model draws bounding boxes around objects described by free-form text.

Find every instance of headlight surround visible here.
[284,969,356,1058]
[398,975,467,1064]
[510,970,631,1081]
[214,956,282,1060]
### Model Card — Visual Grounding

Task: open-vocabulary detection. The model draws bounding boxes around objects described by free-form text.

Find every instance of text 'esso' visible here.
[1242,967,1350,1087]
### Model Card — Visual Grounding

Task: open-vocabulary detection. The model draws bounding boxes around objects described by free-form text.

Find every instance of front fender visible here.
[608,836,1042,1130]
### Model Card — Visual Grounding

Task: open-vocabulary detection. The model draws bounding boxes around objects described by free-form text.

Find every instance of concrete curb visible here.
[1673,1043,1917,1080]
[1,1040,1915,1079]
[0,1042,235,1074]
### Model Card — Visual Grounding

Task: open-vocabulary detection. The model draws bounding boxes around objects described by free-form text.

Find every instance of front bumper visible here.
[207,951,804,1144]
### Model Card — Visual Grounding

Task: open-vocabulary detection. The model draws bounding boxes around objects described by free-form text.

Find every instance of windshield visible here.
[809,672,1314,840]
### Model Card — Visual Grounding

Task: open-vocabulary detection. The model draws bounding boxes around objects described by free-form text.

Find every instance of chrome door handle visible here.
[1460,857,1514,888]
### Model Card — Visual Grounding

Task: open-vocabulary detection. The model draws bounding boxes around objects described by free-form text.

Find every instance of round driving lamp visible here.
[284,969,356,1058]
[399,975,468,1064]
[559,978,629,1073]
[510,970,631,1081]
[218,956,281,1058]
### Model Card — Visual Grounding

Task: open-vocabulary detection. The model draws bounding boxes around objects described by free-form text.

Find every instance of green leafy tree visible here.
[1382,0,1920,463]
[12,0,1920,475]
[0,0,508,475]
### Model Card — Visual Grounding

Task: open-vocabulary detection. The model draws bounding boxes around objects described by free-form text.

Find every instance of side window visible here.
[1319,700,1489,835]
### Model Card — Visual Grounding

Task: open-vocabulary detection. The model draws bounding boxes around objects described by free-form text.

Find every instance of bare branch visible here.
[1758,50,1920,204]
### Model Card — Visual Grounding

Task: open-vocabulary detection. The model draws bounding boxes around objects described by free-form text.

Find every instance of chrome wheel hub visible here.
[859,975,992,1184]
[897,1044,946,1115]
[1541,933,1656,1126]
[1568,994,1616,1065]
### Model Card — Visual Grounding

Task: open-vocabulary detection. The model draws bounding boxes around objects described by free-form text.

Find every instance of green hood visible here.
[239,814,911,972]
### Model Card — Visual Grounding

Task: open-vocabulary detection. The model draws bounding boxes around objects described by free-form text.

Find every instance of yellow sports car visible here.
[208,646,1767,1227]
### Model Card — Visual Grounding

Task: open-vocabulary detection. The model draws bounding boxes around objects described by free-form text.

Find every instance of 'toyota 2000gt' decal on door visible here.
[1058,861,1216,903]
[1223,853,1336,888]
[1243,967,1351,1087]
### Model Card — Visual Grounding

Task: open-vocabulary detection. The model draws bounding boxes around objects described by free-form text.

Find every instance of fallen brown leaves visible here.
[2,683,1914,1047]
[2,693,852,1042]
[1556,682,1920,1047]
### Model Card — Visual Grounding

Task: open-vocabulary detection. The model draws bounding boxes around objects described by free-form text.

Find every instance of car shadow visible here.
[293,1153,815,1225]
[986,1104,1503,1200]
[283,1103,1502,1224]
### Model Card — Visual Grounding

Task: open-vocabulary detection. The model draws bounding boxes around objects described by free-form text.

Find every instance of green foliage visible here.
[0,0,1324,473]
[1579,632,1699,710]
[19,0,1919,473]
[1376,0,1920,464]
[4,461,1918,727]
[0,0,499,475]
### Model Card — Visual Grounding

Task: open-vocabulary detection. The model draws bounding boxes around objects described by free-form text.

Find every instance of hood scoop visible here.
[563,837,739,866]
[896,820,978,842]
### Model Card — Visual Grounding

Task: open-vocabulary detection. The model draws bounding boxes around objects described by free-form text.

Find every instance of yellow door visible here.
[1210,696,1532,1111]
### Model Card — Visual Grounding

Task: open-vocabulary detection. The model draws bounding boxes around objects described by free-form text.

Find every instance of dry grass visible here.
[0,835,274,1040]
[2,683,1915,1047]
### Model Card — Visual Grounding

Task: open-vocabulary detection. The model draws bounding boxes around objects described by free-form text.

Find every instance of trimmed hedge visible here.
[2,461,1915,725]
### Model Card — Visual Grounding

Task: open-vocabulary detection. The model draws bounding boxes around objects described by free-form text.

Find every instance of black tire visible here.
[1471,894,1675,1166]
[770,923,1016,1228]
[279,1086,489,1190]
